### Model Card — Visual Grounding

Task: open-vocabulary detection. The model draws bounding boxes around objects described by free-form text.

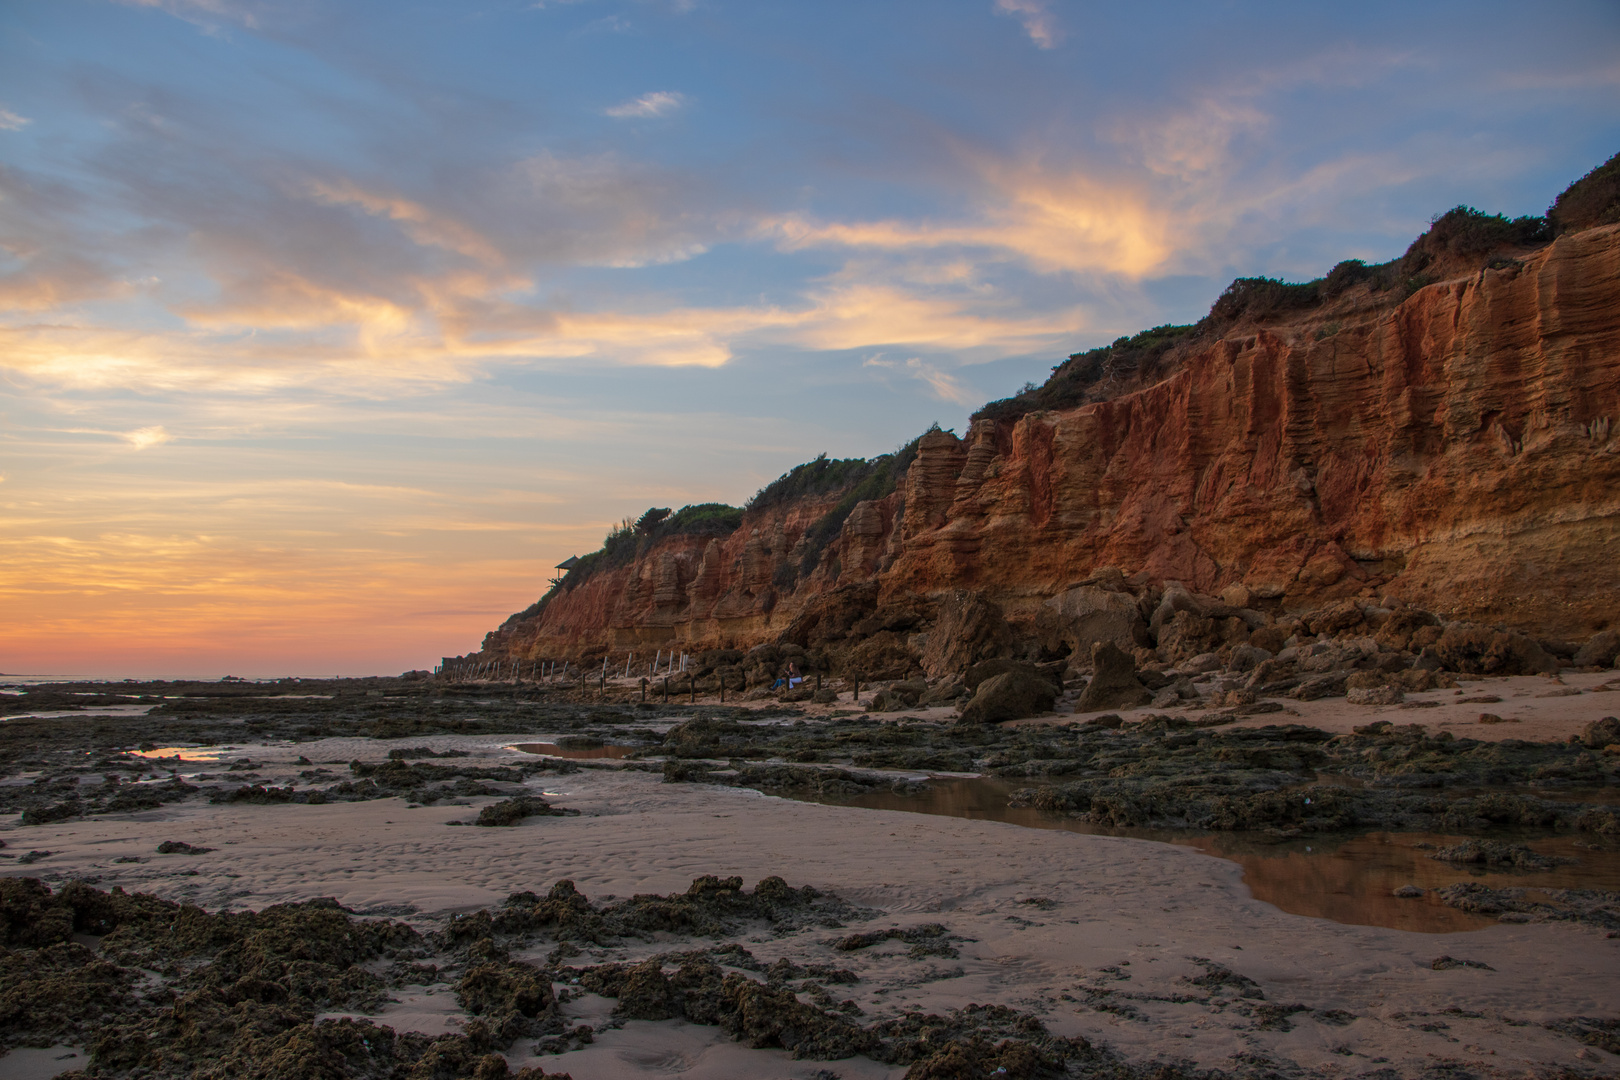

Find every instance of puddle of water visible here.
[509,742,638,760]
[0,1044,88,1080]
[132,747,231,762]
[786,775,1620,934]
[1,706,157,721]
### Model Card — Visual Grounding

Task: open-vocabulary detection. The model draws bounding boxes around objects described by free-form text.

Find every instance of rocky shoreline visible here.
[3,663,1618,1077]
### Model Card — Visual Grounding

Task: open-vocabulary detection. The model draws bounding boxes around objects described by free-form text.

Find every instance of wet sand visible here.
[5,744,1618,1076]
[2,670,1617,1078]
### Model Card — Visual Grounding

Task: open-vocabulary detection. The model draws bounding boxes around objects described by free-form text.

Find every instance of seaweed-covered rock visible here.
[0,880,446,1074]
[1545,1016,1620,1057]
[474,795,577,827]
[477,876,858,947]
[719,973,876,1059]
[901,1035,1049,1080]
[1436,882,1620,929]
[874,1003,1092,1078]
[1428,840,1571,870]
[456,957,556,1041]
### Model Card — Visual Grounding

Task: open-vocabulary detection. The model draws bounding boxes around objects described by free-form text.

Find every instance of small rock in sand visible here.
[1347,685,1405,706]
[1393,885,1425,898]
[1431,956,1495,971]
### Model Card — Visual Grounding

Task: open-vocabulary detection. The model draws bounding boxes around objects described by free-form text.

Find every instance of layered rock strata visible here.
[473,223,1620,677]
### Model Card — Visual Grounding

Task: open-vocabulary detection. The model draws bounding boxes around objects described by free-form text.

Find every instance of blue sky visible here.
[2,0,1617,676]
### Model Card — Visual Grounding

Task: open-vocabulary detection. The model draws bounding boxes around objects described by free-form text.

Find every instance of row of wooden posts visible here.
[437,649,692,684]
[435,655,861,703]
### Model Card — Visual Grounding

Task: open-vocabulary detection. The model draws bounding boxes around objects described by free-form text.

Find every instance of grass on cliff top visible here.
[779,437,923,585]
[549,438,928,600]
[531,503,744,604]
[970,183,1600,428]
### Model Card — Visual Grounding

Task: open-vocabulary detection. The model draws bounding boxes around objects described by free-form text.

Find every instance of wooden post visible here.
[641,678,647,703]
[690,676,696,704]
[719,674,725,704]
[816,673,822,693]
[853,677,860,703]
[663,677,669,704]
[600,670,606,698]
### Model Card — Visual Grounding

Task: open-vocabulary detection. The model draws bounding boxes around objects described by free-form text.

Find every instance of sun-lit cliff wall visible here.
[476,220,1620,666]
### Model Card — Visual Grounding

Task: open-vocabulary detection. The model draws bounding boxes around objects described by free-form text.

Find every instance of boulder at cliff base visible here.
[958,670,1058,724]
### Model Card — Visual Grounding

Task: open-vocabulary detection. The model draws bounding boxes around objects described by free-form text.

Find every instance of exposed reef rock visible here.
[470,170,1620,680]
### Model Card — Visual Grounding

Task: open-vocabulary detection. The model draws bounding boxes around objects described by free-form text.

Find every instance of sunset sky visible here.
[2,0,1617,678]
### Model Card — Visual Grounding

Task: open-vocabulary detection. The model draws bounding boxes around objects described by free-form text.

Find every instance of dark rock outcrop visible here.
[1074,642,1151,713]
[958,671,1058,724]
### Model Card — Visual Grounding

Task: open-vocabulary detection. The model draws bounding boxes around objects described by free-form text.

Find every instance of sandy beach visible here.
[4,673,1617,1079]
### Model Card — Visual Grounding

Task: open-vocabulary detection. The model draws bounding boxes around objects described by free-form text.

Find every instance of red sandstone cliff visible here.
[474,219,1620,670]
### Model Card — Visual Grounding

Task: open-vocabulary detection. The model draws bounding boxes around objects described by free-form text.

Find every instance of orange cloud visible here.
[760,160,1175,278]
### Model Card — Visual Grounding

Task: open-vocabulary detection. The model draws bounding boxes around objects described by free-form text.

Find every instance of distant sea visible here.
[0,674,279,687]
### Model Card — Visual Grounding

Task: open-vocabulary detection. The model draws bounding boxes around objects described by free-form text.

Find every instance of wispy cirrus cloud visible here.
[114,0,260,30]
[994,0,1060,49]
[0,108,31,132]
[306,179,510,266]
[604,91,687,118]
[863,356,979,406]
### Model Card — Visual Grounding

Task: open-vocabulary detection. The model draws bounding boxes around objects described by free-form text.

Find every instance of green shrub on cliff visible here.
[1549,150,1620,234]
[973,323,1196,424]
[558,502,746,592]
[778,438,924,584]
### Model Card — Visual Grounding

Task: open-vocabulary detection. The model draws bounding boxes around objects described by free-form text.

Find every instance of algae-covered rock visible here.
[1428,840,1571,870]
[456,956,556,1040]
[719,972,876,1059]
[473,795,577,827]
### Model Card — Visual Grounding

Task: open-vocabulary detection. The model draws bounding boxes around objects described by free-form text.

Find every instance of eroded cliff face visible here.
[480,223,1620,665]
